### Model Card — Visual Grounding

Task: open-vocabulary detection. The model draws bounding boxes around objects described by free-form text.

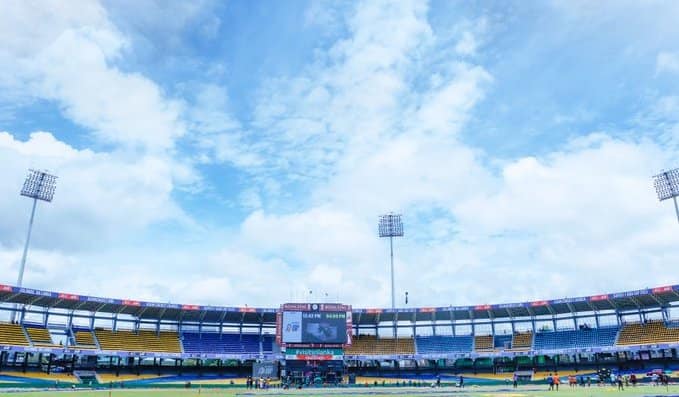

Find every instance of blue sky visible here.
[1,0,679,309]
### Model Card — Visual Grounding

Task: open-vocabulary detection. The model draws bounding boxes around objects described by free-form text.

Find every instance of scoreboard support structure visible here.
[276,303,352,387]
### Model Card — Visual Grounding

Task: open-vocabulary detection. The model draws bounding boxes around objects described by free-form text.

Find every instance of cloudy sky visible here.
[1,0,679,309]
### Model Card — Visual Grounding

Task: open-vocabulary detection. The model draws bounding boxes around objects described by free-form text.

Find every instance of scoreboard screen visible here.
[282,311,347,344]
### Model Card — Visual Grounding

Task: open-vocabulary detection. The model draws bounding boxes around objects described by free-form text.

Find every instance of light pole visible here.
[378,213,403,310]
[653,168,679,224]
[13,170,57,322]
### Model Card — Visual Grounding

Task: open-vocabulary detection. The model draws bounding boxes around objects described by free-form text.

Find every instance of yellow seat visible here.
[345,335,414,355]
[474,335,493,351]
[510,332,533,350]
[94,329,181,353]
[0,323,30,346]
[26,327,60,347]
[617,321,679,346]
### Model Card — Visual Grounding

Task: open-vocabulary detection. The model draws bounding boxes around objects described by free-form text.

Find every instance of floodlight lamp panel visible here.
[20,169,57,202]
[378,213,404,237]
[653,169,679,201]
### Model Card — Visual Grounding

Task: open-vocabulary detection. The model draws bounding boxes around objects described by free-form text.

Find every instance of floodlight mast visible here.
[13,170,57,322]
[378,214,404,310]
[653,168,679,224]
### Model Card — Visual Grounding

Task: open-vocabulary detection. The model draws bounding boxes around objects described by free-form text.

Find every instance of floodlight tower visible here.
[653,168,679,224]
[17,170,57,287]
[378,213,403,310]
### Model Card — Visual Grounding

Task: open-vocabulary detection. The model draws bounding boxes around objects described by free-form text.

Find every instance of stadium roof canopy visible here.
[1,283,678,325]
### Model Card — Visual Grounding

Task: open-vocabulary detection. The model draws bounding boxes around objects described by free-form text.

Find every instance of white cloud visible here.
[656,52,679,74]
[103,0,221,47]
[224,134,679,307]
[445,135,678,303]
[249,0,433,183]
[456,136,666,233]
[0,1,197,265]
[208,0,679,307]
[304,0,344,35]
[240,208,377,264]
[454,31,477,56]
[0,132,190,251]
[0,1,115,58]
[2,0,679,313]
[187,84,262,168]
[0,1,185,151]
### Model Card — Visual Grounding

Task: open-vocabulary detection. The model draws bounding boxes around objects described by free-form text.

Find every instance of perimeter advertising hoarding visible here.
[285,348,343,360]
[252,361,278,378]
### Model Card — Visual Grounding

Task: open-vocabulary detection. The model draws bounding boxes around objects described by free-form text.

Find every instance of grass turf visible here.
[2,385,679,397]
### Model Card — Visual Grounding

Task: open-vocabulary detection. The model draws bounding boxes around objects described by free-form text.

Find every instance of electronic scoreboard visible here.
[276,303,352,347]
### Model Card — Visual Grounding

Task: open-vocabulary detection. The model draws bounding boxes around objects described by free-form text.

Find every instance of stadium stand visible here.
[72,328,98,348]
[182,332,264,354]
[262,334,275,353]
[0,322,30,346]
[510,331,533,350]
[617,320,679,346]
[24,326,58,347]
[494,334,512,349]
[0,370,78,383]
[2,282,679,380]
[474,335,493,351]
[533,326,619,350]
[415,335,473,353]
[344,335,415,355]
[94,329,181,353]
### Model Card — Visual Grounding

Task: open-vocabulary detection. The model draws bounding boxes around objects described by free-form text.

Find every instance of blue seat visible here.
[415,335,473,353]
[181,332,262,354]
[533,326,618,350]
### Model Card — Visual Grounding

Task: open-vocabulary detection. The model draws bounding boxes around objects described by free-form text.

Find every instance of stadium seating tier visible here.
[617,321,679,346]
[344,335,415,355]
[0,323,30,346]
[25,326,58,347]
[511,332,533,350]
[533,326,618,350]
[94,329,181,353]
[73,329,98,348]
[415,335,473,353]
[182,332,263,354]
[474,335,493,351]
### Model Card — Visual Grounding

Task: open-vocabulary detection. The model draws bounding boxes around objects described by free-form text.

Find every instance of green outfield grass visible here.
[2,385,679,397]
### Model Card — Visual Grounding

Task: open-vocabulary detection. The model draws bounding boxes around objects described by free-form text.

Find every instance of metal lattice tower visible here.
[378,213,403,310]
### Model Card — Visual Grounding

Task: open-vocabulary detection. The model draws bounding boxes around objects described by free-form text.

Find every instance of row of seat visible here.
[25,327,60,348]
[512,332,533,350]
[4,322,679,354]
[345,335,416,355]
[617,321,679,346]
[533,326,618,350]
[471,332,533,352]
[181,332,274,354]
[0,323,30,346]
[94,329,181,353]
[415,335,473,353]
[74,329,98,348]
